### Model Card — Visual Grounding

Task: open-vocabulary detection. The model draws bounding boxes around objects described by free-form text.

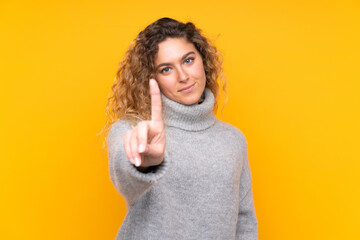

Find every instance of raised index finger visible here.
[149,79,163,124]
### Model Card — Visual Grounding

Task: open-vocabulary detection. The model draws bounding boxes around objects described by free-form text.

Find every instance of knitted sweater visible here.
[108,88,258,240]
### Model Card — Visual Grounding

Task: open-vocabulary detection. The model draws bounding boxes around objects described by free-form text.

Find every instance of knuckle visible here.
[138,121,146,128]
[123,130,130,140]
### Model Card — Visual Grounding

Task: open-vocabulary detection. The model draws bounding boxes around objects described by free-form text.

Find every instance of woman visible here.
[105,17,258,239]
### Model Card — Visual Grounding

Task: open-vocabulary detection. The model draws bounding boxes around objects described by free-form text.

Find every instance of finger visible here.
[137,121,149,153]
[123,130,134,165]
[147,137,166,160]
[149,79,163,124]
[129,128,141,167]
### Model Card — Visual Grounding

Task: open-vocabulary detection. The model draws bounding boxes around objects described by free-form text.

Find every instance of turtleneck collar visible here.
[161,88,216,131]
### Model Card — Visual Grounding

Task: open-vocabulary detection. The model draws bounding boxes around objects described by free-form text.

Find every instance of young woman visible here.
[105,17,258,239]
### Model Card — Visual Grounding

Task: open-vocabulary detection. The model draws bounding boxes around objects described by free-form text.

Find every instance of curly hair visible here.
[101,17,226,142]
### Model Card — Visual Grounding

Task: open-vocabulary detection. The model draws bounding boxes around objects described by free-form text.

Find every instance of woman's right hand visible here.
[123,79,166,170]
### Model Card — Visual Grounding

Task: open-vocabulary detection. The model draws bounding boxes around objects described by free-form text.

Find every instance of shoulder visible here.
[213,119,248,147]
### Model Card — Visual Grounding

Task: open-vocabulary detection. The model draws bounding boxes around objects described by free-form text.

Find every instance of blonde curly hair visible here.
[102,18,226,143]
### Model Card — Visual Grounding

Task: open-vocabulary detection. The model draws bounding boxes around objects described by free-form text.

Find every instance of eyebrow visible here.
[155,51,195,70]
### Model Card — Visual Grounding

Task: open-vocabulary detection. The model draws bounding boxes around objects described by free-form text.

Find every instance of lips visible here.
[178,83,195,92]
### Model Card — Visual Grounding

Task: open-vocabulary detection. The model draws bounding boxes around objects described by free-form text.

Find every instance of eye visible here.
[184,57,194,64]
[160,67,171,73]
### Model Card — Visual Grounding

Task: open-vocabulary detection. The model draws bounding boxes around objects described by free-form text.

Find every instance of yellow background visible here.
[1,0,359,239]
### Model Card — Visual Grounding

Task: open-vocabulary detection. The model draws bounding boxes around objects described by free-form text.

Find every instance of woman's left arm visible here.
[236,142,258,240]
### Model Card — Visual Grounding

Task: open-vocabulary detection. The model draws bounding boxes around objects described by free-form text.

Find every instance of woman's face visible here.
[154,37,206,105]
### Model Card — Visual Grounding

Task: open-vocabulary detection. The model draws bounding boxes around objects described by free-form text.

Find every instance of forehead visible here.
[155,38,198,64]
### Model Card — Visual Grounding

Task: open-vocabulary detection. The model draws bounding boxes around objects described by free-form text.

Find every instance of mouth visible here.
[178,83,196,92]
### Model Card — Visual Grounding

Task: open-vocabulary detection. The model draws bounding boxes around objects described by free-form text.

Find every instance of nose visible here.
[177,66,189,83]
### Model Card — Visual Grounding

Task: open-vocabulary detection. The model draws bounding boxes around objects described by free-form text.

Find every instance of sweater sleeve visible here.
[107,120,169,206]
[236,139,258,240]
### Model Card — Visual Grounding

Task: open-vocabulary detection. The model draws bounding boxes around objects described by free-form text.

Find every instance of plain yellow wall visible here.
[1,0,359,239]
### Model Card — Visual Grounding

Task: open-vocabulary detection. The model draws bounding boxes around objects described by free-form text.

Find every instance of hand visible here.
[123,79,166,169]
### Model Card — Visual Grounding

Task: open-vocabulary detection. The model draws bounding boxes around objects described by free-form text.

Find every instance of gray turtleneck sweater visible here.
[108,89,258,240]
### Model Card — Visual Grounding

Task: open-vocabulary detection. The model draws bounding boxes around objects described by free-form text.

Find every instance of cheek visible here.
[195,63,206,80]
[156,76,175,93]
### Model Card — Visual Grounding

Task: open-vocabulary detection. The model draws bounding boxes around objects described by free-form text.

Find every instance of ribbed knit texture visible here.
[162,89,216,131]
[108,89,258,240]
